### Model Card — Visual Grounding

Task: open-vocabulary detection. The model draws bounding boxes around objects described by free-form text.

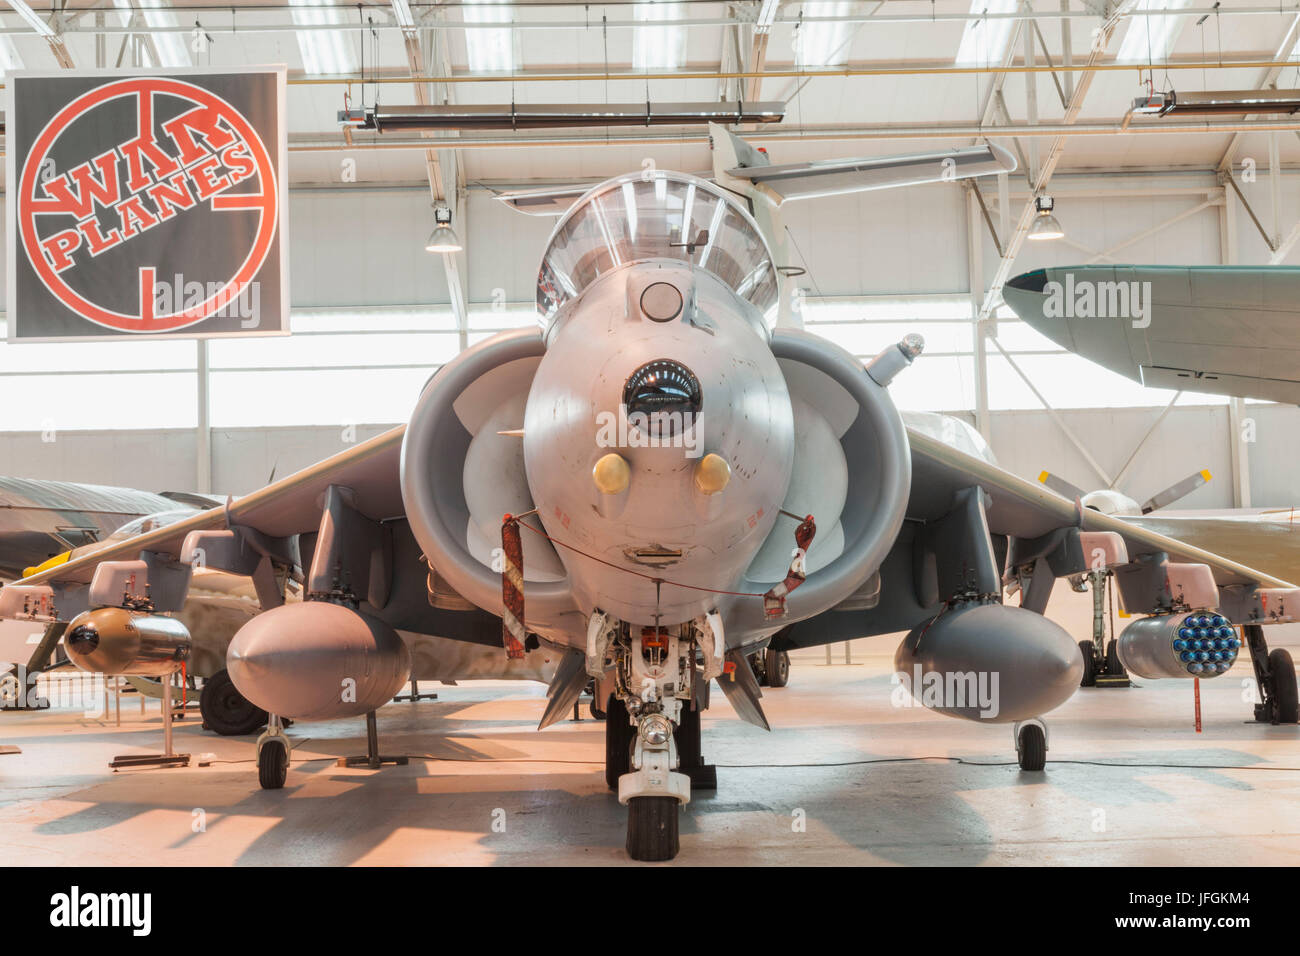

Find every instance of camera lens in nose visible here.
[623,359,701,434]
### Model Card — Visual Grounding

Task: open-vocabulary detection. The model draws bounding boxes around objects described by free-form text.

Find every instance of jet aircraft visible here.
[3,128,1297,861]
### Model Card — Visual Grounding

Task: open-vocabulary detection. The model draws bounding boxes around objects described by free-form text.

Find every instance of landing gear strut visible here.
[1078,570,1129,688]
[1244,624,1300,724]
[593,609,726,861]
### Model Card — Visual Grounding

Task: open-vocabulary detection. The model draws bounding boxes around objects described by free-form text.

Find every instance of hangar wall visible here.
[0,173,1297,512]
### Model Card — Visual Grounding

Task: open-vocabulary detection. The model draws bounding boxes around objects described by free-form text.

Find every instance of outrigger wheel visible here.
[258,738,288,790]
[1015,722,1047,772]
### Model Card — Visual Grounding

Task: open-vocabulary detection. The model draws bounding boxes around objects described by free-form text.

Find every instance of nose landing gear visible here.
[600,620,713,861]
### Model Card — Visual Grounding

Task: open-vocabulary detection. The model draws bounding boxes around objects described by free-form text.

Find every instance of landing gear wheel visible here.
[258,739,288,790]
[200,669,268,736]
[1104,639,1126,676]
[675,704,716,790]
[1268,648,1299,724]
[1017,724,1046,772]
[1078,641,1096,687]
[764,648,790,688]
[605,695,633,791]
[626,796,680,861]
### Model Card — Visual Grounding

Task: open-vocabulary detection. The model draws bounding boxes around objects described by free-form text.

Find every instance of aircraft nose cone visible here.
[1006,269,1049,293]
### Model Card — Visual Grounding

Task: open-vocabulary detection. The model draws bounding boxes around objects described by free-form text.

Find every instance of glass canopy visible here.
[537,171,779,322]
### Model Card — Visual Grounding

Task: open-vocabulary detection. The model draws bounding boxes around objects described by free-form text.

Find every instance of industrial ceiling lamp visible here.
[425,205,463,253]
[1026,195,1064,242]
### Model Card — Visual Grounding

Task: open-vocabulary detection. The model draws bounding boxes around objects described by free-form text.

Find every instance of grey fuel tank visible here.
[893,601,1082,722]
[226,601,411,721]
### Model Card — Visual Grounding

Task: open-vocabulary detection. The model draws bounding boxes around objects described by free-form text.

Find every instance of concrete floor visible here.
[3,602,1300,866]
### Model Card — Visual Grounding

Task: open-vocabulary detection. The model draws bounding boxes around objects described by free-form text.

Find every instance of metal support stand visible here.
[337,710,409,770]
[392,679,437,703]
[109,669,190,770]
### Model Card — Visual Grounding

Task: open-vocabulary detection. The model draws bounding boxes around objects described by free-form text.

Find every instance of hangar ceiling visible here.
[3,0,1300,187]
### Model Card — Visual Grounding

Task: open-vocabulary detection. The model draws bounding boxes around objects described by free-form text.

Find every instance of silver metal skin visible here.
[893,602,1083,723]
[522,260,793,626]
[64,606,191,677]
[227,602,411,721]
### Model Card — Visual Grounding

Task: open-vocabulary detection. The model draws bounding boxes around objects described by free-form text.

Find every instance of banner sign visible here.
[6,67,288,341]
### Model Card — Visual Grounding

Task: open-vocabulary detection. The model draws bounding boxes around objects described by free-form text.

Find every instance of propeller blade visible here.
[1037,471,1087,501]
[1140,469,1212,514]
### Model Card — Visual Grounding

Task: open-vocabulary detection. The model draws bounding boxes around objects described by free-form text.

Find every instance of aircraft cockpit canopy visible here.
[537,171,779,322]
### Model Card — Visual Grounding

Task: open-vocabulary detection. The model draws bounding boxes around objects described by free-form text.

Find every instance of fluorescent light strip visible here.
[634,1,685,71]
[5,0,53,38]
[755,0,780,36]
[289,0,358,76]
[464,0,514,73]
[954,0,1019,65]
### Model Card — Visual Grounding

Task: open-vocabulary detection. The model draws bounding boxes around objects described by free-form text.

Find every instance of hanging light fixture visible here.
[425,204,463,253]
[1026,195,1064,242]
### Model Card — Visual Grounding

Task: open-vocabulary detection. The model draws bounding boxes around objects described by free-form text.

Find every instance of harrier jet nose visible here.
[521,256,794,626]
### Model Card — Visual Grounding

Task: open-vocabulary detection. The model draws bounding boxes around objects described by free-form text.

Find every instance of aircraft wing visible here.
[779,426,1296,649]
[907,427,1294,589]
[2,426,406,603]
[724,143,1017,202]
[1122,510,1300,589]
[1002,265,1300,404]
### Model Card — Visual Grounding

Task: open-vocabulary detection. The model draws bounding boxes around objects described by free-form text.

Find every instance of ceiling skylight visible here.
[464,0,515,73]
[289,0,358,76]
[795,1,855,68]
[955,0,1019,66]
[1116,0,1194,64]
[633,2,686,71]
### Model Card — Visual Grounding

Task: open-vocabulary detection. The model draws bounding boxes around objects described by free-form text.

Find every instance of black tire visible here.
[765,649,790,688]
[1105,639,1126,677]
[626,796,680,861]
[200,669,268,736]
[1268,648,1299,723]
[258,739,288,790]
[1018,724,1046,772]
[677,704,701,770]
[1078,641,1096,687]
[605,695,634,791]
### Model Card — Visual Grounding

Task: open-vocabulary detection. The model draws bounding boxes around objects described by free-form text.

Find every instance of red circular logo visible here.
[19,77,278,333]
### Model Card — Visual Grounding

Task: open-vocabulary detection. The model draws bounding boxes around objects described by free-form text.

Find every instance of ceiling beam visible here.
[978,0,1138,321]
